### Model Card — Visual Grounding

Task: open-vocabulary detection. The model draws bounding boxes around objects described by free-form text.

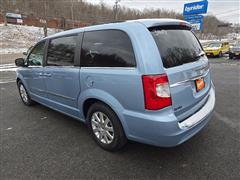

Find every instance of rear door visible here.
[150,26,211,121]
[43,34,81,113]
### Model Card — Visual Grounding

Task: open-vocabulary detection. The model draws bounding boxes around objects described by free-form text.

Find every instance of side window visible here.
[47,36,77,66]
[28,41,45,66]
[81,30,136,67]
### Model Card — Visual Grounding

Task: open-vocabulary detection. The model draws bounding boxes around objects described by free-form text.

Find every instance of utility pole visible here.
[1,0,8,26]
[43,0,48,37]
[71,0,74,28]
[113,0,121,21]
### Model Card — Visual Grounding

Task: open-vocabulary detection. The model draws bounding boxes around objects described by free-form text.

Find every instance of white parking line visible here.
[0,64,17,72]
[0,63,17,72]
[0,63,16,67]
[0,68,17,72]
[0,80,16,84]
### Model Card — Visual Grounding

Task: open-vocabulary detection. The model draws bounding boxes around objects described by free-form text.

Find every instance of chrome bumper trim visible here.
[178,87,215,129]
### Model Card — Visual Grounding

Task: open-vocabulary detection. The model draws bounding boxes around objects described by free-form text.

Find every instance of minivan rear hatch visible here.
[150,25,211,121]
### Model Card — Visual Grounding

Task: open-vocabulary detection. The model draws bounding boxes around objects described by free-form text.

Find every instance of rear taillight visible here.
[142,74,172,110]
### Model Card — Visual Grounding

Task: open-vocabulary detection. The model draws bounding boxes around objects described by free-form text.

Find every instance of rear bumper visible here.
[123,84,215,147]
[178,87,215,129]
[205,51,219,56]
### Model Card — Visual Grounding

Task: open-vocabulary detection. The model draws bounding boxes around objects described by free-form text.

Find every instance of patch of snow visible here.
[0,24,62,54]
[0,48,28,54]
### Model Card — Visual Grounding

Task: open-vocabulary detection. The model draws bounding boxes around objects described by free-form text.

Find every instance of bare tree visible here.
[0,0,234,37]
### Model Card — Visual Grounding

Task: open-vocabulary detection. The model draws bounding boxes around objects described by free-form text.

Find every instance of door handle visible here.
[36,72,44,76]
[44,73,52,77]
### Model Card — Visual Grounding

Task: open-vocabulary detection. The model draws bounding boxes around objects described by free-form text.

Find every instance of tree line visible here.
[0,0,234,38]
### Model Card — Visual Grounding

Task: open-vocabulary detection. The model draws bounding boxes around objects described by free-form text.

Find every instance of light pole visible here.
[71,0,74,28]
[43,0,48,37]
[113,0,121,21]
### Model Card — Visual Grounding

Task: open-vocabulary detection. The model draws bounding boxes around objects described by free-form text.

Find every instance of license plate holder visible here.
[195,78,205,92]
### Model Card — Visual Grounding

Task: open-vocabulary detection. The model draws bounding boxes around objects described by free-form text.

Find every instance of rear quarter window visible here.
[80,30,136,67]
[150,26,203,68]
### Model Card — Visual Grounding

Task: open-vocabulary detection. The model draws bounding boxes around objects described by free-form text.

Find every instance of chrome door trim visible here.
[81,67,136,70]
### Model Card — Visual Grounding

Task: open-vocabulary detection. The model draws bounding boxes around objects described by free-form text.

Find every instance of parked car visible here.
[15,19,215,151]
[229,42,240,59]
[204,41,230,57]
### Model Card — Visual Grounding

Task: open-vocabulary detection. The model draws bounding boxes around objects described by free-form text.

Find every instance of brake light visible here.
[142,74,172,110]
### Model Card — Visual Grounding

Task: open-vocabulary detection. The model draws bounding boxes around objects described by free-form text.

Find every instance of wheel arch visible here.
[16,74,29,92]
[16,77,21,84]
[83,98,110,119]
[78,89,130,136]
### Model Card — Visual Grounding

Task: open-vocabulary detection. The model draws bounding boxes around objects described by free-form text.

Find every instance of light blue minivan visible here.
[15,19,215,151]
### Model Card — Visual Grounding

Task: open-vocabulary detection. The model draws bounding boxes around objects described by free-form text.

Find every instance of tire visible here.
[219,51,223,57]
[87,102,127,151]
[229,53,234,59]
[17,81,34,106]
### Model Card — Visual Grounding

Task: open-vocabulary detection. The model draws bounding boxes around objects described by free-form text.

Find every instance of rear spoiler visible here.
[148,24,192,31]
[130,19,192,30]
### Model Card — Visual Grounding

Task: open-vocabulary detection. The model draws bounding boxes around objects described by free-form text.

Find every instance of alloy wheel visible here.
[91,111,114,144]
[19,84,28,103]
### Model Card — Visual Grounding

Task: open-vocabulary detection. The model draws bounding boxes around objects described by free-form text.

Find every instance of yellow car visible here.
[204,42,230,57]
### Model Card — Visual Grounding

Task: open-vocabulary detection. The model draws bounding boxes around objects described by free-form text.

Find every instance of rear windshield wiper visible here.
[198,51,205,57]
[194,51,205,60]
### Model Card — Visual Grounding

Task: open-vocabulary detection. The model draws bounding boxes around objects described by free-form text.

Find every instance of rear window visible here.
[150,26,203,68]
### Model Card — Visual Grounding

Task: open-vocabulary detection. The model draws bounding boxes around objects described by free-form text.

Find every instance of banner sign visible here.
[183,0,208,15]
[184,15,204,31]
[184,14,203,21]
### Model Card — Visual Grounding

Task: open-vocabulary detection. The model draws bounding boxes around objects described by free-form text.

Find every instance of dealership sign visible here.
[184,14,203,21]
[183,0,208,15]
[183,1,208,31]
[184,15,204,31]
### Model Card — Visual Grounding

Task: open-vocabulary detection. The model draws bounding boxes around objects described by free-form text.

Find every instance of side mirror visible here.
[15,58,25,67]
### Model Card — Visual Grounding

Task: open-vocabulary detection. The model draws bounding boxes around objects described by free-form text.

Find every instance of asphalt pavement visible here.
[0,56,239,179]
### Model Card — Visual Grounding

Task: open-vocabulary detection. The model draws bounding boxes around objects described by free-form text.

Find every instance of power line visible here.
[217,13,240,18]
[215,9,239,16]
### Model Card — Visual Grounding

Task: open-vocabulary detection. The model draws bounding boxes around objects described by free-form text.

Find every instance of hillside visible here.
[0,24,59,54]
[0,0,232,37]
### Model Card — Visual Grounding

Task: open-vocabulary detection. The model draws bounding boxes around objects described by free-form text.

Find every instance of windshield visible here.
[208,43,221,48]
[150,26,203,68]
[234,43,240,48]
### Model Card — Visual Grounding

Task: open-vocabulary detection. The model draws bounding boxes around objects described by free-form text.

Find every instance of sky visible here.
[85,0,240,24]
